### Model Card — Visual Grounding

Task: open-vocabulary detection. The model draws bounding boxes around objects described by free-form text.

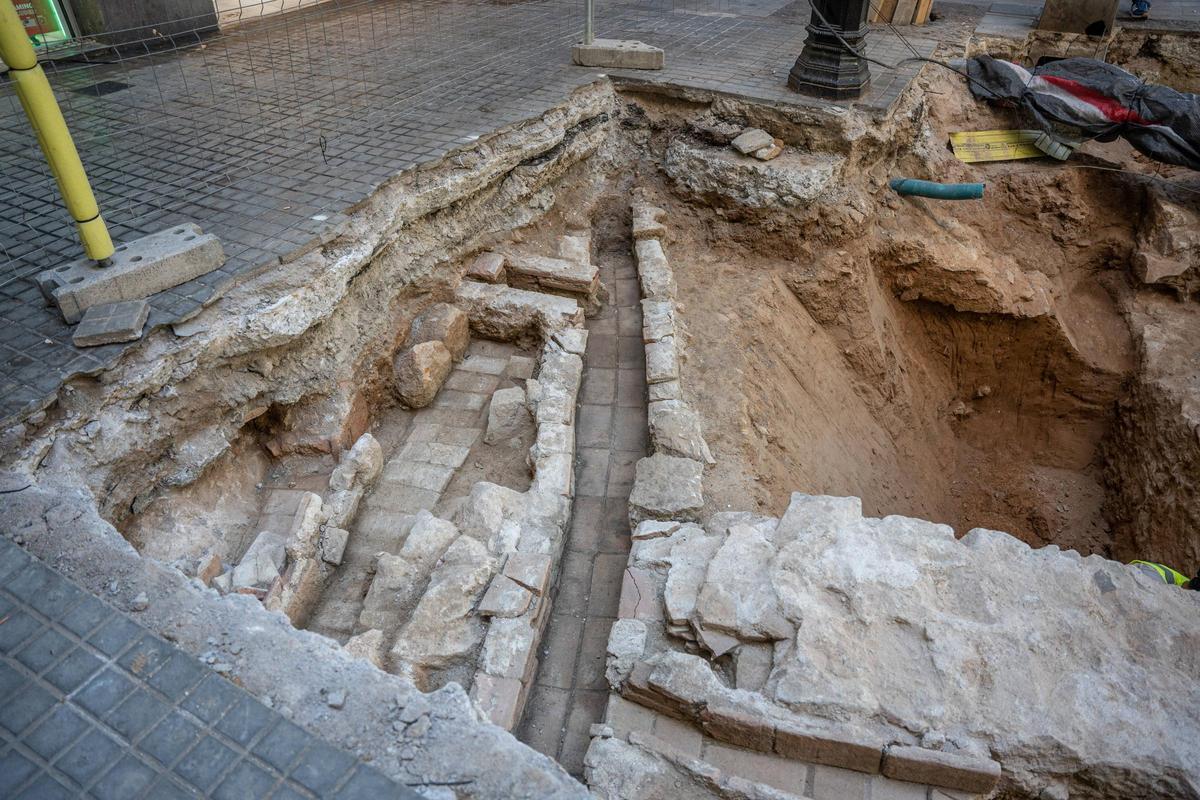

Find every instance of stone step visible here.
[505,254,599,296]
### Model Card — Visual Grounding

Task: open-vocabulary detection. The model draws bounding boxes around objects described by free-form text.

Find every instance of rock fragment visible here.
[394,340,453,408]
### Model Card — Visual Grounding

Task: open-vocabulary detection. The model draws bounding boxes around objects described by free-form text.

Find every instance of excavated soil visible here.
[621,71,1200,562]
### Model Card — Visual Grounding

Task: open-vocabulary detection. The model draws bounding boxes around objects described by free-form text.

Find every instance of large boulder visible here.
[394,340,453,408]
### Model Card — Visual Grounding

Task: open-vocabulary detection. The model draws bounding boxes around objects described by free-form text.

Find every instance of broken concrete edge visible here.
[0,476,589,798]
[611,657,1001,794]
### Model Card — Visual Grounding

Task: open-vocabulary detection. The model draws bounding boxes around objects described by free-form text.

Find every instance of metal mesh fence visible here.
[0,0,939,421]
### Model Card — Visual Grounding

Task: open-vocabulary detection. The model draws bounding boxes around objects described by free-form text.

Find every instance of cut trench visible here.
[74,67,1200,797]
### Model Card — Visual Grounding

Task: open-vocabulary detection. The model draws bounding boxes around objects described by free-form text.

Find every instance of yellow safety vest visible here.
[1130,560,1190,586]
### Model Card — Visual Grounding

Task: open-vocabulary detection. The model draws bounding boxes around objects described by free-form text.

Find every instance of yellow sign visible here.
[950,130,1046,163]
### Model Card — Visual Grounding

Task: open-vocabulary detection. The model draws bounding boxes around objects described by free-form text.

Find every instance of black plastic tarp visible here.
[966,55,1200,170]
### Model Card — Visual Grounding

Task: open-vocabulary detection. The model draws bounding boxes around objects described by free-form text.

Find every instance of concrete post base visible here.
[36,222,225,324]
[572,39,664,70]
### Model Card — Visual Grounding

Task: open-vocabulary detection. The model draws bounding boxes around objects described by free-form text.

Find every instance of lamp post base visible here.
[787,1,871,100]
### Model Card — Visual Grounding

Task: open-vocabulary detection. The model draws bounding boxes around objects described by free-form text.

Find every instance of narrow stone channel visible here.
[516,226,647,776]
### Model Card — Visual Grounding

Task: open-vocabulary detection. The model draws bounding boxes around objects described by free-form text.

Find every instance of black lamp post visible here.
[787,0,872,100]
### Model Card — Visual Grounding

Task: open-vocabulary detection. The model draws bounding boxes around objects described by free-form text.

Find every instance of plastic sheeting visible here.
[966,55,1200,170]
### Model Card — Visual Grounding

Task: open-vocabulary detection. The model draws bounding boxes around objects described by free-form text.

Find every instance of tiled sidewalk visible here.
[515,232,648,776]
[0,0,937,424]
[0,538,421,799]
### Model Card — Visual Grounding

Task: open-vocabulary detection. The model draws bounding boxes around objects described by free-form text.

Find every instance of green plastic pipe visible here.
[890,178,985,200]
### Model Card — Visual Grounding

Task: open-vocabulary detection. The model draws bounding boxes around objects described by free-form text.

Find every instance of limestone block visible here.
[774,721,883,774]
[606,618,648,687]
[484,386,533,446]
[634,239,676,301]
[532,452,573,500]
[644,338,679,385]
[467,252,506,283]
[732,128,774,155]
[455,482,525,544]
[632,203,667,241]
[264,557,324,626]
[507,254,598,294]
[343,628,385,669]
[559,233,591,264]
[664,533,721,625]
[735,643,774,692]
[455,281,584,340]
[641,299,675,343]
[881,746,1001,794]
[629,454,704,524]
[700,703,774,752]
[231,531,286,592]
[664,138,843,209]
[529,422,574,465]
[285,492,324,560]
[502,552,552,595]
[648,404,714,464]
[481,617,537,680]
[358,512,458,630]
[411,302,470,362]
[319,527,349,565]
[323,487,362,531]
[329,433,383,492]
[394,340,453,408]
[648,381,681,403]
[618,567,659,620]
[551,327,588,356]
[478,575,533,618]
[470,672,524,730]
[389,536,496,689]
[695,523,792,641]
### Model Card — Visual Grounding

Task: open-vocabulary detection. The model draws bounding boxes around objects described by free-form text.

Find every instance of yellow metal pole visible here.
[0,1,114,263]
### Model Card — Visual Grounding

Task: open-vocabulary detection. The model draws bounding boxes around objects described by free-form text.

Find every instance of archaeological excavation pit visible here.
[5,51,1200,800]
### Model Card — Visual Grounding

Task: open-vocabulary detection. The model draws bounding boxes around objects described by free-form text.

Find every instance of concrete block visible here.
[71,299,149,347]
[572,39,664,70]
[605,694,656,735]
[38,222,224,323]
[882,745,1001,794]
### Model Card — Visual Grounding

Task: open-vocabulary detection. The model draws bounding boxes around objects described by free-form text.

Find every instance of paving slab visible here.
[0,538,420,800]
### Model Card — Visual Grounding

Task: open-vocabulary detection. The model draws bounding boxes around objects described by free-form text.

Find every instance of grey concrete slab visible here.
[71,299,150,347]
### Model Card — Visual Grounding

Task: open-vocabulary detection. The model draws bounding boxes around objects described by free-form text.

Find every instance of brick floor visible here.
[515,232,645,777]
[0,0,940,425]
[0,538,421,800]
